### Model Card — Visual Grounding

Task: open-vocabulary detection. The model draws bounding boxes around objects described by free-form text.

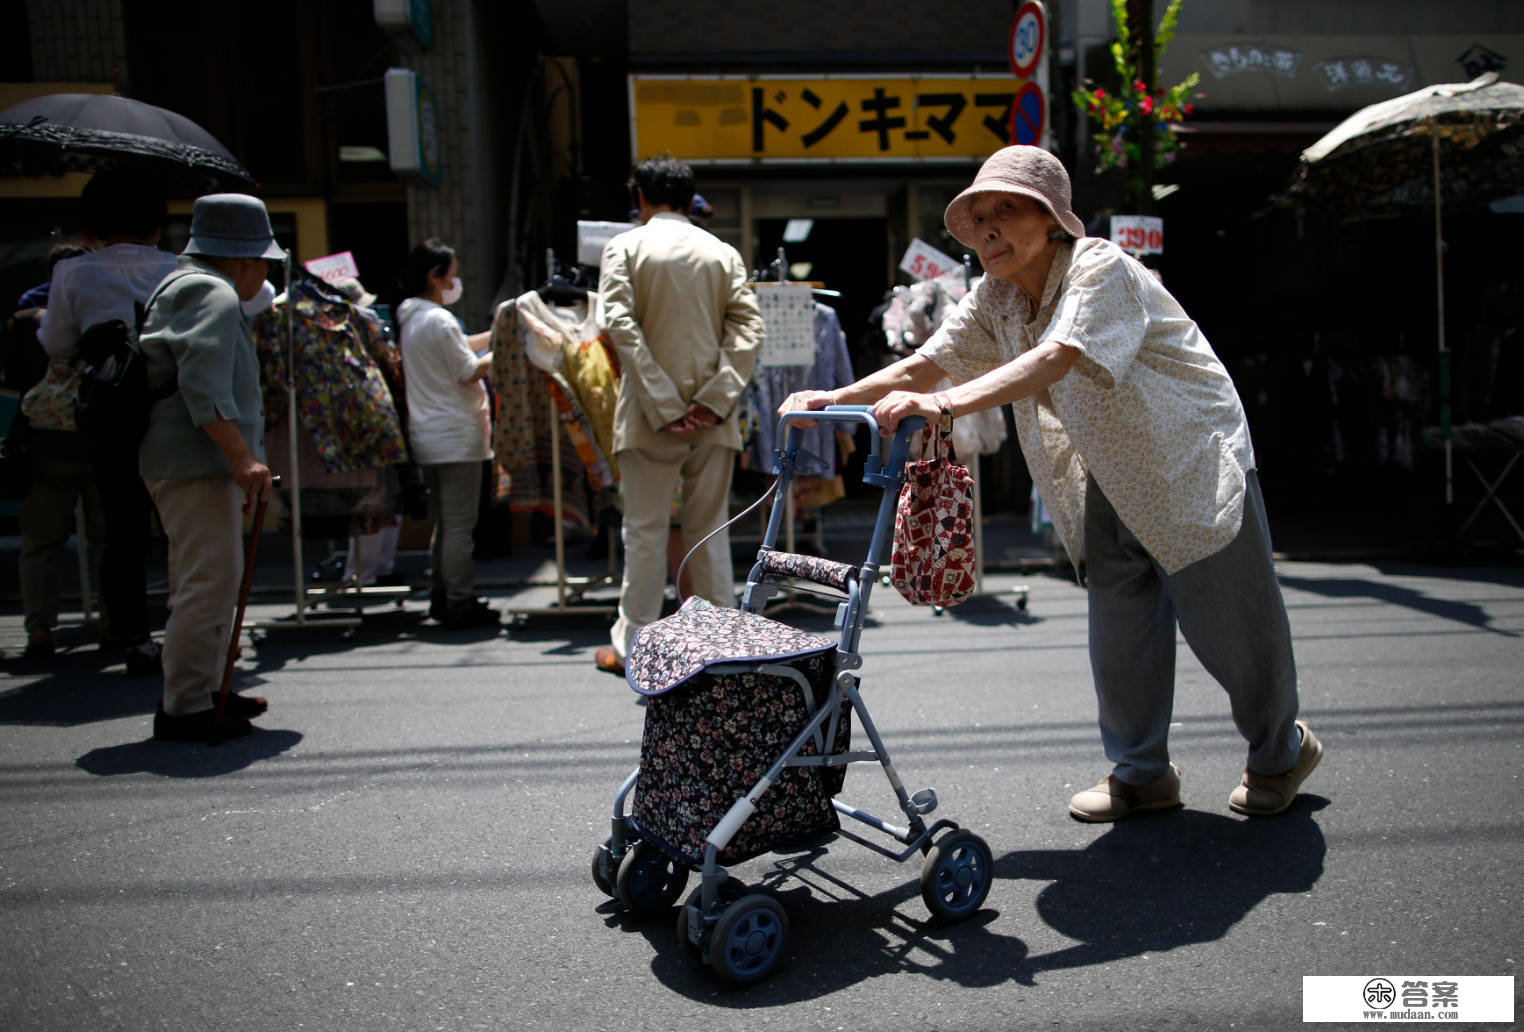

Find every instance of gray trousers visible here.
[423,460,482,609]
[1084,470,1301,785]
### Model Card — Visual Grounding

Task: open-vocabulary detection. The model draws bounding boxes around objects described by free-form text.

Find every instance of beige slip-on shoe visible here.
[1229,720,1323,816]
[1068,762,1182,823]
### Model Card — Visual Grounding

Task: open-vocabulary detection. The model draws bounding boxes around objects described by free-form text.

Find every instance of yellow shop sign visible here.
[630,75,1024,162]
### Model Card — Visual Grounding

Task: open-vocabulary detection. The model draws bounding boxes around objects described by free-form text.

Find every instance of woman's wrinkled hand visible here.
[776,389,837,429]
[871,390,940,435]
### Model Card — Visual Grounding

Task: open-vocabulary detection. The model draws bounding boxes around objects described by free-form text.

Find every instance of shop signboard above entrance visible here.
[630,75,1025,162]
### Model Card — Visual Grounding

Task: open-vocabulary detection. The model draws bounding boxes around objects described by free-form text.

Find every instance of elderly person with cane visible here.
[781,145,1320,821]
[139,194,277,742]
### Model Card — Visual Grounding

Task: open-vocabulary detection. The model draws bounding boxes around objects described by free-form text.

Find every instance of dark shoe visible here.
[124,640,162,677]
[440,599,499,629]
[594,645,625,676]
[153,705,253,743]
[24,631,55,660]
[219,691,269,718]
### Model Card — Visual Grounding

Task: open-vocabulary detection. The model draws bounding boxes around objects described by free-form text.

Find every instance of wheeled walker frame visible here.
[591,408,994,984]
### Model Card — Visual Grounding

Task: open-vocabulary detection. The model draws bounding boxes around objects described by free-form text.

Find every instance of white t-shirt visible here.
[40,243,180,359]
[920,238,1255,575]
[396,296,492,465]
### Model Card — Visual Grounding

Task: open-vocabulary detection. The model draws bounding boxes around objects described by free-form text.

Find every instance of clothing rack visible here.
[507,252,619,621]
[749,246,839,617]
[254,255,407,636]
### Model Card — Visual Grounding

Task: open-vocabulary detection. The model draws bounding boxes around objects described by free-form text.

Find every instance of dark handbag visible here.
[0,408,32,503]
[890,413,977,608]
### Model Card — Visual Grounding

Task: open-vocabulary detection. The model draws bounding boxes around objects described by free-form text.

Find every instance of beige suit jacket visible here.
[600,212,765,453]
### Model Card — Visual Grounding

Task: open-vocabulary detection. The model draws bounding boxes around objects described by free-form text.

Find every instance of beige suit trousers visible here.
[610,441,737,660]
[145,476,244,716]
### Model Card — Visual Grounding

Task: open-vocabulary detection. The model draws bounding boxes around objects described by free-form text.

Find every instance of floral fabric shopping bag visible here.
[890,422,977,608]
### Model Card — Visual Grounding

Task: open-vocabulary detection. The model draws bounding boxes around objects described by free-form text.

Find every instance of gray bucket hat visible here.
[944,145,1086,249]
[183,193,285,260]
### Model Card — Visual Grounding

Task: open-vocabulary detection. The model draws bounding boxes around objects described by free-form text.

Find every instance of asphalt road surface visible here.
[1,558,1520,1031]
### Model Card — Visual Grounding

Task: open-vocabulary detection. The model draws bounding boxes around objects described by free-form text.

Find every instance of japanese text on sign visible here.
[1311,57,1412,92]
[631,76,1023,161]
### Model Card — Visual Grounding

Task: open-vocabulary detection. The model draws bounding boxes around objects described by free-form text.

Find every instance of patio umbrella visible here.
[0,92,254,192]
[1280,72,1524,516]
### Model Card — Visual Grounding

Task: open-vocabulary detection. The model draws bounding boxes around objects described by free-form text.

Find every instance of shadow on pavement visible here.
[605,843,1031,1002]
[1001,797,1328,983]
[604,799,1326,1001]
[938,592,1041,628]
[0,664,161,726]
[1279,571,1517,635]
[75,727,303,778]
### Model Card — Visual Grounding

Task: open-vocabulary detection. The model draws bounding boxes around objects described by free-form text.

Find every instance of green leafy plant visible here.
[1071,0,1202,203]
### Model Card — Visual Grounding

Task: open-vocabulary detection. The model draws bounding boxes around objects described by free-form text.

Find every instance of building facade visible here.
[4,0,1522,528]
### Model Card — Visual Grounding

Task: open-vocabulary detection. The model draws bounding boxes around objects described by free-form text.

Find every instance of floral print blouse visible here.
[252,281,407,474]
[920,238,1255,574]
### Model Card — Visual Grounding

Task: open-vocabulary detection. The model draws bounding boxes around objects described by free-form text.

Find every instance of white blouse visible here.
[396,297,492,466]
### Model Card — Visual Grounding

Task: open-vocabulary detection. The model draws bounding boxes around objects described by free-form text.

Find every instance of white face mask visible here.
[441,276,463,306]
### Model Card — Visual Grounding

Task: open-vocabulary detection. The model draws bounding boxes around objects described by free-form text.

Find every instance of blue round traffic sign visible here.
[1011,81,1046,146]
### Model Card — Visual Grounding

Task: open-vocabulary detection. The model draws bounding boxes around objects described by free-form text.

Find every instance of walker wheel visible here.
[675,878,747,959]
[614,839,689,915]
[919,828,993,923]
[708,893,789,985]
[590,837,616,898]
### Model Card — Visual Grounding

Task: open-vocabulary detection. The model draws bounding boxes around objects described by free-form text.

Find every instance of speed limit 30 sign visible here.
[1008,0,1046,79]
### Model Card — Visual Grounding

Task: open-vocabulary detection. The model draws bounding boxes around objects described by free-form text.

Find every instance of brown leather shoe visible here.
[1068,763,1181,822]
[1229,721,1322,816]
[594,646,625,676]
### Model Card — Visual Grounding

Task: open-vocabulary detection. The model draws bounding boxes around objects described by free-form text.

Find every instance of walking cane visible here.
[214,474,279,729]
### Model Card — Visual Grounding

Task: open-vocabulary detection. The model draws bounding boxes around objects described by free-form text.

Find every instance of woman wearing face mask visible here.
[395,238,498,629]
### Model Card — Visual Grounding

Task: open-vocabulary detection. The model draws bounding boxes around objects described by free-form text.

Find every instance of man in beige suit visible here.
[595,155,765,673]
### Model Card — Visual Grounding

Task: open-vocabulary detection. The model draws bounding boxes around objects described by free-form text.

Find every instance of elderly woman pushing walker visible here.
[781,145,1321,821]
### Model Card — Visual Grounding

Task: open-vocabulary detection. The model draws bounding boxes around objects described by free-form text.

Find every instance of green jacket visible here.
[138,255,266,480]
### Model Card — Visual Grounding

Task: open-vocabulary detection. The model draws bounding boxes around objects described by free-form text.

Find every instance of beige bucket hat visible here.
[944,145,1086,249]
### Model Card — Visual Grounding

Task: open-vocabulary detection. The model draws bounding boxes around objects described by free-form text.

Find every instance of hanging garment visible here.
[746,303,856,479]
[251,279,407,473]
[487,298,593,528]
[515,290,620,491]
[881,281,956,355]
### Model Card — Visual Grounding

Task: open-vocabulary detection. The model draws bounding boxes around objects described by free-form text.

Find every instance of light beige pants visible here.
[145,476,243,716]
[609,442,736,660]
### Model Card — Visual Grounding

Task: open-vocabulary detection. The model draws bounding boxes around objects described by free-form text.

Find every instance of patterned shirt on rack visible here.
[488,298,597,527]
[251,282,407,474]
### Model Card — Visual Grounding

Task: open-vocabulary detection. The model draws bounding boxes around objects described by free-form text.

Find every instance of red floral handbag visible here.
[890,403,977,608]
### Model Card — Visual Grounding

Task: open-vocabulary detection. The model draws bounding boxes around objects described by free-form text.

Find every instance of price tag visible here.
[304,251,361,282]
[1109,215,1164,255]
[899,238,961,283]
